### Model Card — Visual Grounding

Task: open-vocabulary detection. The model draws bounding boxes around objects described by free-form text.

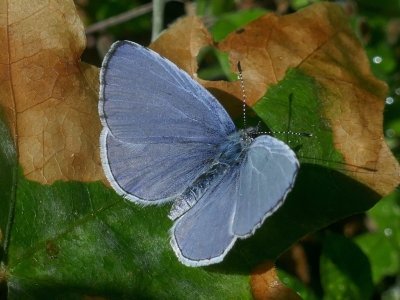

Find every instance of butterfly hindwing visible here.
[170,135,299,266]
[170,164,239,266]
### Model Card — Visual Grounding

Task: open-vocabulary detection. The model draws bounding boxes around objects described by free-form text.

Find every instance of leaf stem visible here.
[152,0,166,42]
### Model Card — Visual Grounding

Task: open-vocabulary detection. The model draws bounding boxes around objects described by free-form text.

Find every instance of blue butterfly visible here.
[99,41,299,266]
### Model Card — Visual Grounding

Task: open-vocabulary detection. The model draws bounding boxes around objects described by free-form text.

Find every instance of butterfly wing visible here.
[99,41,236,203]
[232,135,299,237]
[171,135,299,266]
[170,167,239,266]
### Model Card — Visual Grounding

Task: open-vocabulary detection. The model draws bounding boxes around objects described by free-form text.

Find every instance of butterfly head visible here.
[239,124,262,147]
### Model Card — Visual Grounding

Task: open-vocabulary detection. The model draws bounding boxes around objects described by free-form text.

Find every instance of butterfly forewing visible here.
[99,41,235,203]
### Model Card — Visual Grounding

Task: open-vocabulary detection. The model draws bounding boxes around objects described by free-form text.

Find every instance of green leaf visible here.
[354,191,400,283]
[197,47,236,81]
[5,172,252,298]
[0,111,17,263]
[249,69,381,240]
[368,191,400,233]
[210,9,267,42]
[3,152,378,298]
[1,68,382,297]
[320,232,373,300]
[253,68,344,171]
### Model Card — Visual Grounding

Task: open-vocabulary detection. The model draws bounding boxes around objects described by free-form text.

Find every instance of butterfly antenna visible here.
[260,131,313,137]
[286,94,294,143]
[237,62,312,138]
[237,61,247,129]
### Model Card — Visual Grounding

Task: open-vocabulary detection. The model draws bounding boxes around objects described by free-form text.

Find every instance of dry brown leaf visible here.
[0,0,104,184]
[150,16,214,76]
[251,260,302,300]
[149,3,400,196]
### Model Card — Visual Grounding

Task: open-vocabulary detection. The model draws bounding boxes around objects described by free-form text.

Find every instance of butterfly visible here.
[99,40,299,267]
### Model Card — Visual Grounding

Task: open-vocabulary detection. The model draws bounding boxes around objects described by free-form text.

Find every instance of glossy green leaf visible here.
[253,68,343,171]
[5,171,252,299]
[251,69,381,236]
[196,47,235,81]
[321,232,373,300]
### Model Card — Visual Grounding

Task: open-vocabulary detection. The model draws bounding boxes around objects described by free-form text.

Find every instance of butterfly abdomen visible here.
[168,131,254,221]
